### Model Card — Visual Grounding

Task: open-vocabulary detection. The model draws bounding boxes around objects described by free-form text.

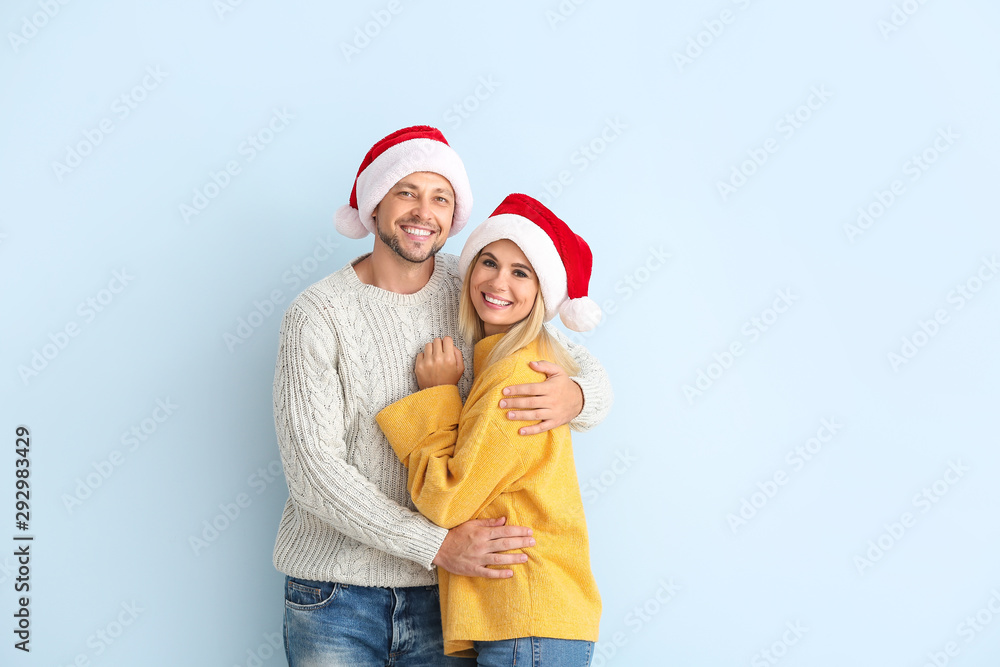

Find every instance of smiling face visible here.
[373,171,455,264]
[469,239,540,336]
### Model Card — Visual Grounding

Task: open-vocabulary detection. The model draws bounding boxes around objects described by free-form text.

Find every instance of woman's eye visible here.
[482,259,496,268]
[514,270,528,278]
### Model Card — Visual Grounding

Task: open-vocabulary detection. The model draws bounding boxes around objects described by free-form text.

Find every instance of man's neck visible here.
[353,244,436,294]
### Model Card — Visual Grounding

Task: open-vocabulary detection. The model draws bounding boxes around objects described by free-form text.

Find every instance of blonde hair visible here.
[459,249,580,375]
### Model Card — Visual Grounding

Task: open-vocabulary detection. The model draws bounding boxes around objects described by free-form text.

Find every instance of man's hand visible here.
[500,361,584,436]
[415,336,464,390]
[432,517,534,578]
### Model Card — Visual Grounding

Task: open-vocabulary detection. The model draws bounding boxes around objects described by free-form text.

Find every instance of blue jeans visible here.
[473,637,594,667]
[283,576,476,666]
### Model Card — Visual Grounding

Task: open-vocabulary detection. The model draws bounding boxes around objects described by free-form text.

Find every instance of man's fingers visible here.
[479,567,514,579]
[504,409,546,422]
[528,360,562,376]
[498,397,545,410]
[488,552,529,565]
[490,536,535,552]
[473,516,506,527]
[487,523,531,539]
[516,419,558,436]
[502,382,546,397]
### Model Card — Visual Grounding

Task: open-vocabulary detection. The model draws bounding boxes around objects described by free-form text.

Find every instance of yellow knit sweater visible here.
[376,333,601,657]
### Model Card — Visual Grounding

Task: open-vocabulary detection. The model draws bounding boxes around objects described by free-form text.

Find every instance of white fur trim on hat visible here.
[348,138,473,238]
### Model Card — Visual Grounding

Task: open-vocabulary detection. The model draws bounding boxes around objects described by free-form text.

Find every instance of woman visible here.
[376,193,603,666]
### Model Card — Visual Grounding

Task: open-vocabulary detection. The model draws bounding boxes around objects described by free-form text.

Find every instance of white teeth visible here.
[484,294,511,306]
[401,226,431,236]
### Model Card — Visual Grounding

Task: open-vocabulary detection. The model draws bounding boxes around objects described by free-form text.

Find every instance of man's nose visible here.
[411,195,433,221]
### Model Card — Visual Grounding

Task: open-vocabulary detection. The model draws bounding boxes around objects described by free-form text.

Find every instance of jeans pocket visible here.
[284,576,343,611]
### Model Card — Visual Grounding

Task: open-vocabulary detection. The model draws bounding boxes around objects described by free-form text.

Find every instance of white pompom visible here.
[334,205,371,239]
[559,297,602,332]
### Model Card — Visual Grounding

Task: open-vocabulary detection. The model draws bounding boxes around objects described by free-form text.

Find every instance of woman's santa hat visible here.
[458,194,601,332]
[334,125,473,239]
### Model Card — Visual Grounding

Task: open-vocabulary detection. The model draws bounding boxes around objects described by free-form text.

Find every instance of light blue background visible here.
[2,1,999,665]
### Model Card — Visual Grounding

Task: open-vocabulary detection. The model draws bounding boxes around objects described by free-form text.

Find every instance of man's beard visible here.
[377,217,444,264]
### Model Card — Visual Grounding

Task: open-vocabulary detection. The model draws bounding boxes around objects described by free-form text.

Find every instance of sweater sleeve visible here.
[545,324,614,433]
[376,382,527,529]
[273,303,448,569]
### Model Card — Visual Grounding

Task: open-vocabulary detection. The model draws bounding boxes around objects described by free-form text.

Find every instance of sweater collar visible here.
[338,252,452,305]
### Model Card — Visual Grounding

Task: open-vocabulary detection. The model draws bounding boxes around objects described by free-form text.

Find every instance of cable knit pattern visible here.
[272,252,613,588]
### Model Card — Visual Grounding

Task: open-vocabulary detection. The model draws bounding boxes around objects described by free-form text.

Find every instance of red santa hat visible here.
[334,125,473,239]
[458,194,601,332]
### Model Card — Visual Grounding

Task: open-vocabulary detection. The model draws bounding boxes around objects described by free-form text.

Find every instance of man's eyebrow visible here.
[393,181,454,197]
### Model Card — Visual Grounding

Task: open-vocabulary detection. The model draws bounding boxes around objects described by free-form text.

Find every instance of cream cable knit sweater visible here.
[272,253,613,587]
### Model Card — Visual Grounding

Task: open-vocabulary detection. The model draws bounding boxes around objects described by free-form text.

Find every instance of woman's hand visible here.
[415,336,464,389]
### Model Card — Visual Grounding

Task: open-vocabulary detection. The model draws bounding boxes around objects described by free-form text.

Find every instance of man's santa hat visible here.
[459,194,601,332]
[334,125,473,239]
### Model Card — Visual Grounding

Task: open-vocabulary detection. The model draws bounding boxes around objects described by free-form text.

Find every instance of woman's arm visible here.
[376,378,528,529]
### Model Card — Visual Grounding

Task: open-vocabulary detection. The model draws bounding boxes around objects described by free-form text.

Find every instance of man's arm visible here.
[499,324,613,436]
[274,302,448,568]
[276,306,531,576]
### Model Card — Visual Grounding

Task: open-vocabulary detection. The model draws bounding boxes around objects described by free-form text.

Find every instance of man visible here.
[273,125,612,666]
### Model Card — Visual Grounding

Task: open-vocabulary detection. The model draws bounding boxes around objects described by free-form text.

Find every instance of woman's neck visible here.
[482,322,510,337]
